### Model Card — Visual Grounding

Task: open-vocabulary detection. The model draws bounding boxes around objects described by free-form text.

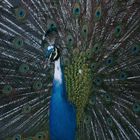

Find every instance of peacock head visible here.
[45,45,60,62]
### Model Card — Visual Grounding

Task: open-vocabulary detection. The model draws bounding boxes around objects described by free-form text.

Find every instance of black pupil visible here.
[135,105,138,109]
[108,59,111,63]
[18,41,21,45]
[117,28,120,32]
[106,96,109,99]
[84,29,86,32]
[95,47,98,50]
[69,38,72,42]
[24,67,27,70]
[19,11,24,16]
[75,8,79,13]
[133,47,137,51]
[96,11,100,16]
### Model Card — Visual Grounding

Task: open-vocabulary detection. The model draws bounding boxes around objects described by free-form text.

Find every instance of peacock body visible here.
[49,55,76,140]
[0,0,140,140]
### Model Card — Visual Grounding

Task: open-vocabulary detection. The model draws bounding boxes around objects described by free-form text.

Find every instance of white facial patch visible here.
[47,45,54,51]
[53,48,58,60]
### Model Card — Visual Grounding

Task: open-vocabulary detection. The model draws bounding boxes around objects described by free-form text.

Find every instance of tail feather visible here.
[0,0,140,139]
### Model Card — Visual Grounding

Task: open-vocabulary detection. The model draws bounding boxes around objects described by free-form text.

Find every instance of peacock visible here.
[0,0,140,140]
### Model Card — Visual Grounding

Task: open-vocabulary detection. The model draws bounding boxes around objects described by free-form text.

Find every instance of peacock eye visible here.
[89,96,96,105]
[13,134,22,140]
[82,24,88,38]
[47,20,57,33]
[35,132,46,140]
[106,57,114,66]
[73,3,81,16]
[15,7,27,21]
[84,115,92,124]
[114,25,122,37]
[66,34,74,47]
[2,85,13,95]
[104,93,112,103]
[95,6,102,21]
[22,104,31,114]
[33,81,43,90]
[13,37,24,49]
[131,44,140,54]
[91,62,97,71]
[106,117,113,127]
[19,63,30,74]
[133,102,140,113]
[119,72,127,81]
[93,42,102,54]
[94,77,102,86]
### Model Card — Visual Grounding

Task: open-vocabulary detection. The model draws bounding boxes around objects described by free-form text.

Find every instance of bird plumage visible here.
[0,0,140,140]
[49,58,76,140]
